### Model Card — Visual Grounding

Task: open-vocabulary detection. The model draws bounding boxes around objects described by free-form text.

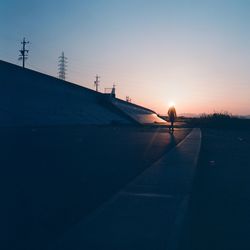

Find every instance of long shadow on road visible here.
[1,125,190,250]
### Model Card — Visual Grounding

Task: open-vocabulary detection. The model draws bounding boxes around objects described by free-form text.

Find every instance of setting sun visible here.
[168,101,175,108]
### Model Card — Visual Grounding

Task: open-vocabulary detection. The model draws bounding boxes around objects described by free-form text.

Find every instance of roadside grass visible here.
[185,112,250,129]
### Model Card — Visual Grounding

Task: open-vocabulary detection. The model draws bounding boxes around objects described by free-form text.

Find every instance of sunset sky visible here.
[1,0,250,115]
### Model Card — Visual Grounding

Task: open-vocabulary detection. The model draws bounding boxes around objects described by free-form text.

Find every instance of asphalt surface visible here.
[1,125,190,250]
[48,128,201,250]
[179,129,250,250]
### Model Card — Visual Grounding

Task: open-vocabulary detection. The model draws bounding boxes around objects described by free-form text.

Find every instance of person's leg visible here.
[171,121,174,131]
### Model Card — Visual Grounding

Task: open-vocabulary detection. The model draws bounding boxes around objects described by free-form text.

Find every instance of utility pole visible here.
[58,52,67,80]
[19,37,29,68]
[94,75,100,92]
[111,84,116,97]
[126,96,131,102]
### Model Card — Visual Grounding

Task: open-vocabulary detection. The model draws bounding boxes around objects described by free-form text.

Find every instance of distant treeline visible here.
[186,112,250,129]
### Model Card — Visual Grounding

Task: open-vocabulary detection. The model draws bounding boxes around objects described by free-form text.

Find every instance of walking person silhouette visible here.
[168,106,177,133]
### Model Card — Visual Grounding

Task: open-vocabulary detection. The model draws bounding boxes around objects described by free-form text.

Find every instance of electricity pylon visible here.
[58,52,67,80]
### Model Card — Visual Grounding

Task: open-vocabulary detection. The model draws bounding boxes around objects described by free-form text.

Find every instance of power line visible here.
[18,37,29,68]
[58,51,68,80]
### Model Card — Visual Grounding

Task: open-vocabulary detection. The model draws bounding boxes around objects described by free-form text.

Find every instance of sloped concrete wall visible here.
[0,61,130,126]
[111,98,167,124]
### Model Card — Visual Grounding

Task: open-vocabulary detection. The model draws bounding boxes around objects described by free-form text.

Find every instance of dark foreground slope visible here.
[1,126,190,250]
[179,129,250,250]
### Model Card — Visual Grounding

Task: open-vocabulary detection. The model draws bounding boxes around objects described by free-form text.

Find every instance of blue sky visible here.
[1,0,250,115]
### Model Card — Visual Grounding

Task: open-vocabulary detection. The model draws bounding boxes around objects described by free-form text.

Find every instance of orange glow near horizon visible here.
[2,1,250,116]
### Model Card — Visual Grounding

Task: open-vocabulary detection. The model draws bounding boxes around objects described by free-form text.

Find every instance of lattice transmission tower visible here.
[58,52,67,80]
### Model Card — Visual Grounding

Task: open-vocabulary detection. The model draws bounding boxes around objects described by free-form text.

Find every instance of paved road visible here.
[48,128,201,250]
[1,126,190,250]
